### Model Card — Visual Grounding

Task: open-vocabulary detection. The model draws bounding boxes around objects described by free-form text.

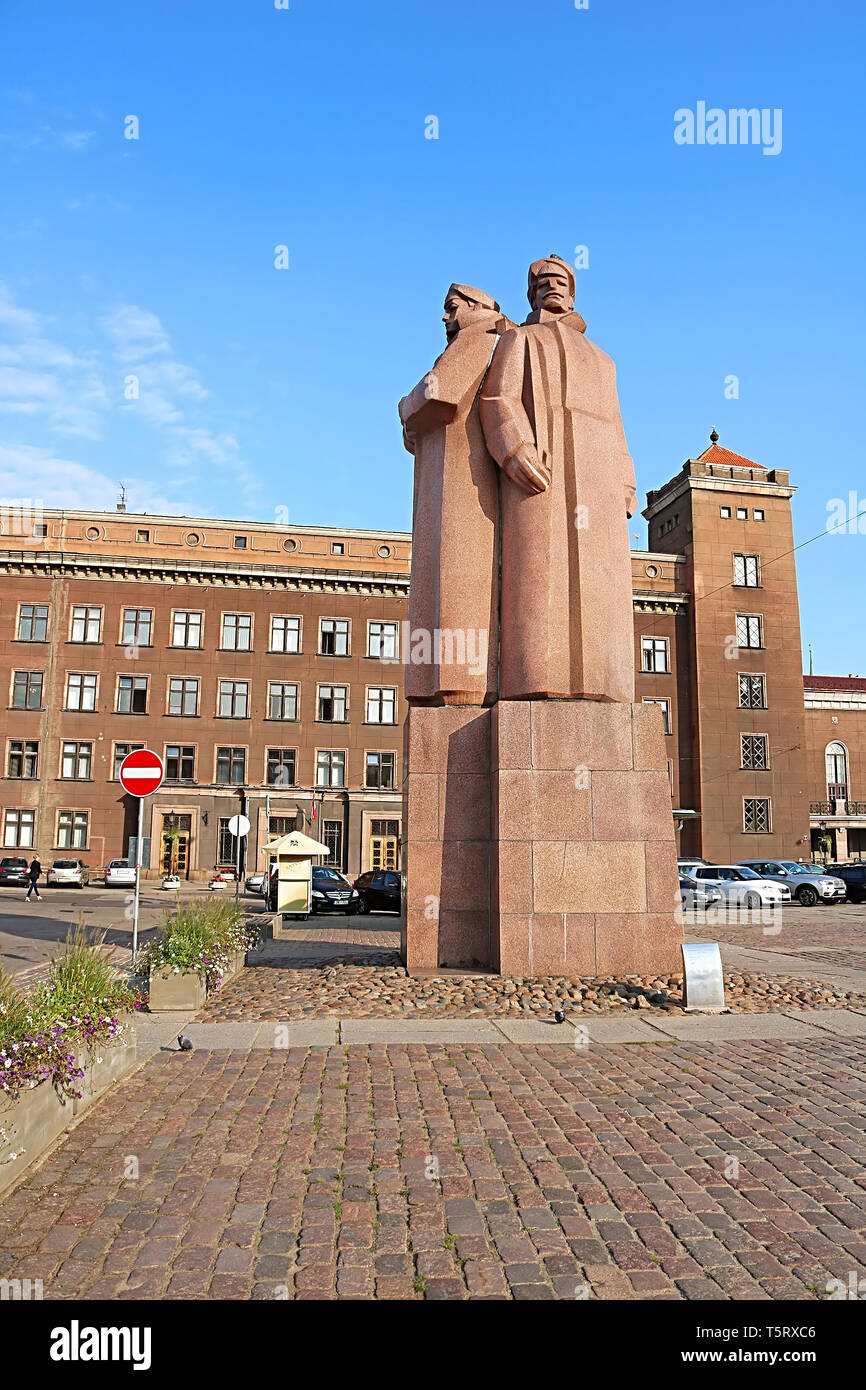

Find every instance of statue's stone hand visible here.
[503,443,550,495]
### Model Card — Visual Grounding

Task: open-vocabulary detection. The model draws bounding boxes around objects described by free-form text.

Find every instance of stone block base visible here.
[402,700,682,978]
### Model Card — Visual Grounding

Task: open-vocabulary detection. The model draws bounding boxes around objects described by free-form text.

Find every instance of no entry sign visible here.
[119,749,165,797]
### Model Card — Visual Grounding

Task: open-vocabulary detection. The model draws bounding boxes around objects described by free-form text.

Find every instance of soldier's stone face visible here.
[534,271,573,314]
[442,295,477,340]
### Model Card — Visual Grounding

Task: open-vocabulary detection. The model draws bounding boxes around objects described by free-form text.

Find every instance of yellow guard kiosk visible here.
[264,830,329,917]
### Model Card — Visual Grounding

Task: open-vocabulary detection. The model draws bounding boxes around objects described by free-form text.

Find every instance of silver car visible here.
[735,859,846,907]
[688,864,791,908]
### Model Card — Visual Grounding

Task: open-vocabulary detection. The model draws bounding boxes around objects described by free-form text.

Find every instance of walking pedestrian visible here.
[25,856,42,901]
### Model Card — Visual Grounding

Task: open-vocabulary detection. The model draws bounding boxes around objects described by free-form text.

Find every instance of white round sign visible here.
[227,814,251,838]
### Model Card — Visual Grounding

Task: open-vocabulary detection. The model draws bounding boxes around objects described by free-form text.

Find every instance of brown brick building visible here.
[1,436,862,878]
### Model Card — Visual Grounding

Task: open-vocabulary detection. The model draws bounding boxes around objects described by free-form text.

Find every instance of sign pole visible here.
[132,794,143,966]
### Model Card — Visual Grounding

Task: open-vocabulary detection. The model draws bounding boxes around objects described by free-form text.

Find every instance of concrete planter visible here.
[148,950,246,1011]
[0,1020,137,1198]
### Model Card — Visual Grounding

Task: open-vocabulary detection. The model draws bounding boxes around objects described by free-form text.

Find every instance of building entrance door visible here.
[161,815,191,877]
[369,819,399,870]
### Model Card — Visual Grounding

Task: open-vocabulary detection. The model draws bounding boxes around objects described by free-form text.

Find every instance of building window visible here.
[7,740,38,779]
[319,618,349,656]
[738,673,767,709]
[57,810,88,849]
[11,671,43,709]
[331,542,345,556]
[826,741,848,802]
[217,818,238,865]
[269,815,297,837]
[65,672,98,711]
[741,734,769,771]
[366,687,397,724]
[70,605,102,643]
[368,621,398,660]
[4,808,35,848]
[216,746,246,784]
[113,742,145,779]
[642,697,671,735]
[743,798,771,834]
[17,604,49,641]
[33,522,47,538]
[733,554,761,587]
[218,679,249,718]
[135,528,150,543]
[167,677,199,716]
[640,636,669,673]
[165,745,196,783]
[754,509,765,522]
[270,615,301,653]
[268,681,298,720]
[735,614,763,649]
[366,751,396,789]
[720,506,731,519]
[266,748,297,787]
[171,610,203,648]
[232,535,248,550]
[736,507,748,520]
[61,740,92,780]
[318,684,347,722]
[322,820,343,866]
[122,608,153,646]
[316,750,345,787]
[221,613,252,651]
[116,674,148,714]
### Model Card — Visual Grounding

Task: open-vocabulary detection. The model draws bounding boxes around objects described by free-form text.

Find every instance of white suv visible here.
[104,859,137,887]
[46,859,89,888]
[688,864,791,907]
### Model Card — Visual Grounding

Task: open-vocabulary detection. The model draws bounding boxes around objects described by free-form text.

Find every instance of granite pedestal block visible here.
[402,700,682,977]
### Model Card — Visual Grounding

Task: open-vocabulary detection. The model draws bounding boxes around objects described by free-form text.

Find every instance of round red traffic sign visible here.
[119,748,165,797]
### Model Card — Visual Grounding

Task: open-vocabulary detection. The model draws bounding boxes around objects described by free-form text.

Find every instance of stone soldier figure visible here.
[399,284,510,704]
[479,254,639,703]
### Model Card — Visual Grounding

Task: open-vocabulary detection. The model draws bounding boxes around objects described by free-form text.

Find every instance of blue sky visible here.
[1,0,864,674]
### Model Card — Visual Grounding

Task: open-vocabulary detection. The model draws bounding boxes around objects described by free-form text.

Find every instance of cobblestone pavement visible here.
[690,903,866,973]
[1,1039,863,1300]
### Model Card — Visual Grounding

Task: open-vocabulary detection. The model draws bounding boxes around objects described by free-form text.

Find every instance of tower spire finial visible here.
[709,426,719,445]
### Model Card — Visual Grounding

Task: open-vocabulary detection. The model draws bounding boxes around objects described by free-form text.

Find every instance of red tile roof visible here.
[804,675,866,692]
[697,443,767,471]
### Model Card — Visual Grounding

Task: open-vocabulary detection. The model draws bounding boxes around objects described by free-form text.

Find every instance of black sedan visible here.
[310,866,360,914]
[0,857,31,887]
[354,870,402,914]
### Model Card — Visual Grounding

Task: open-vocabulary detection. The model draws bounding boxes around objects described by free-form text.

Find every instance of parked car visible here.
[0,857,31,887]
[736,859,846,906]
[677,857,710,872]
[354,869,402,914]
[104,859,137,888]
[826,862,866,903]
[46,858,89,888]
[244,872,266,895]
[679,876,724,912]
[310,866,359,915]
[689,864,792,908]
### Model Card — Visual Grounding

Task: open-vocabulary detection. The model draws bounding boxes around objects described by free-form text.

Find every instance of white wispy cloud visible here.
[0,443,198,515]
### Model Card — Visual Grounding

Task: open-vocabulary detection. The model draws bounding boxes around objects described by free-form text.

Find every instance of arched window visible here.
[826,741,848,803]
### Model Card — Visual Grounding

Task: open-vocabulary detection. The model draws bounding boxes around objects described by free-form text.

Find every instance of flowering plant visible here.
[140,900,259,992]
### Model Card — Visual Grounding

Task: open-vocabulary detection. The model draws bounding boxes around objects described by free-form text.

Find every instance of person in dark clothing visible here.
[25,857,42,901]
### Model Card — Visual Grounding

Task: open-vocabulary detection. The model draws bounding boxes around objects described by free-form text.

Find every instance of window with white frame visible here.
[4,808,35,847]
[61,741,92,780]
[754,508,765,522]
[365,751,396,789]
[270,615,301,653]
[738,673,766,709]
[266,748,297,786]
[367,621,399,661]
[733,554,761,587]
[318,685,347,722]
[171,610,203,647]
[319,618,349,656]
[743,798,771,834]
[740,733,769,770]
[218,680,249,717]
[17,604,48,641]
[735,614,763,649]
[70,605,102,643]
[736,507,748,520]
[122,608,153,646]
[116,674,148,713]
[221,613,252,651]
[216,746,246,784]
[640,636,669,673]
[7,740,38,779]
[167,677,199,716]
[165,745,196,782]
[366,687,396,724]
[316,750,345,787]
[642,697,671,734]
[113,742,145,778]
[11,671,43,709]
[65,672,98,711]
[268,681,298,720]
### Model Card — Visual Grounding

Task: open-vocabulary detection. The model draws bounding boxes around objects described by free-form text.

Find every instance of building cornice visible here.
[643,469,796,521]
[632,592,690,613]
